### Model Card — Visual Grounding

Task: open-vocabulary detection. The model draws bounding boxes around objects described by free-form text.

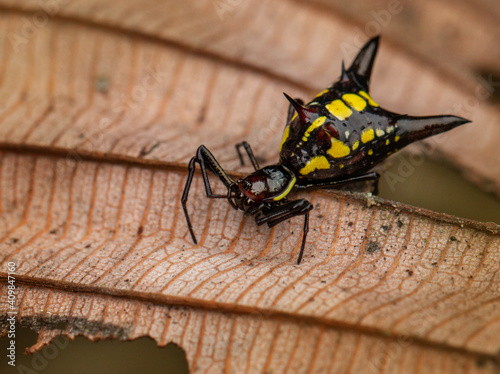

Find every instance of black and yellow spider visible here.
[181,36,469,264]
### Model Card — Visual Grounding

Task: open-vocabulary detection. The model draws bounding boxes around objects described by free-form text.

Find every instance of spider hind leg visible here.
[235,141,260,170]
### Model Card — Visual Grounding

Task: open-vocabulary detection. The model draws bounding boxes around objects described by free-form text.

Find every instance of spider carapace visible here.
[181,36,469,264]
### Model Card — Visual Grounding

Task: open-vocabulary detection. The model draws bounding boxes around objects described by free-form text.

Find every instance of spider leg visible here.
[255,199,313,264]
[181,145,237,244]
[235,141,260,170]
[295,171,380,193]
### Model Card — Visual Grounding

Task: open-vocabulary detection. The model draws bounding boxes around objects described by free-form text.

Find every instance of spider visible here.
[181,36,469,264]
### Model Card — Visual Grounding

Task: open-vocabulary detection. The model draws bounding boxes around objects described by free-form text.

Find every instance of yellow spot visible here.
[273,176,296,201]
[352,141,359,150]
[361,128,375,143]
[395,135,400,142]
[326,100,352,120]
[358,91,379,106]
[302,116,326,142]
[279,126,290,152]
[368,149,373,155]
[387,151,392,155]
[345,130,350,139]
[315,89,329,98]
[385,139,390,145]
[386,126,395,133]
[328,139,351,158]
[300,156,331,175]
[291,112,297,121]
[339,164,344,168]
[342,93,367,111]
[375,128,385,137]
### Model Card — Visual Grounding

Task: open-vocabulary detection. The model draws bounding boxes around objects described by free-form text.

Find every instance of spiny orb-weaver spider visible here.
[181,36,469,264]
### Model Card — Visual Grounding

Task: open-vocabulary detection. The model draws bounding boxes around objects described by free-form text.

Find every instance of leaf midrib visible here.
[1,141,499,236]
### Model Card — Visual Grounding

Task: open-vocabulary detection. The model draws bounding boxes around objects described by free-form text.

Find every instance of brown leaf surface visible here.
[0,1,500,373]
[313,0,500,82]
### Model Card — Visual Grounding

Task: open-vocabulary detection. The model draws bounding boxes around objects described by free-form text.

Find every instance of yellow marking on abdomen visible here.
[368,149,373,155]
[299,156,331,175]
[326,100,352,120]
[361,128,375,143]
[273,176,296,201]
[395,135,400,142]
[375,128,385,137]
[280,126,290,152]
[358,91,379,107]
[342,93,367,111]
[291,112,297,121]
[302,116,326,142]
[328,138,351,158]
[352,141,359,150]
[315,89,329,98]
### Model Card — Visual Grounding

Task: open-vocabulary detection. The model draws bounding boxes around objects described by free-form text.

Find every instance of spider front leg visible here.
[235,141,260,170]
[255,199,313,264]
[181,145,237,244]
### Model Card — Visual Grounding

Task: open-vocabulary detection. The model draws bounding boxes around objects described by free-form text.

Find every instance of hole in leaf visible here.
[0,324,189,374]
[379,158,500,224]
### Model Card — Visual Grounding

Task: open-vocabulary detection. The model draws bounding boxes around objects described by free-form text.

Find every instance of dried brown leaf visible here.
[0,1,499,373]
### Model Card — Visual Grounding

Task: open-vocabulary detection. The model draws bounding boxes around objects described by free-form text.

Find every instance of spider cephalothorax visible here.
[181,36,469,264]
[237,164,296,202]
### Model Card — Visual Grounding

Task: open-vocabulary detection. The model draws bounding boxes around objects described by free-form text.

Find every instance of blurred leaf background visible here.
[0,0,499,373]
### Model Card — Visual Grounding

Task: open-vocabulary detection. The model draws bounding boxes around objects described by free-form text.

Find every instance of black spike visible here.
[348,36,380,88]
[283,92,315,122]
[396,115,470,142]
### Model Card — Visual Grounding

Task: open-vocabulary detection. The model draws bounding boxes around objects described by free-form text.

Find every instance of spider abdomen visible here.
[279,37,468,183]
